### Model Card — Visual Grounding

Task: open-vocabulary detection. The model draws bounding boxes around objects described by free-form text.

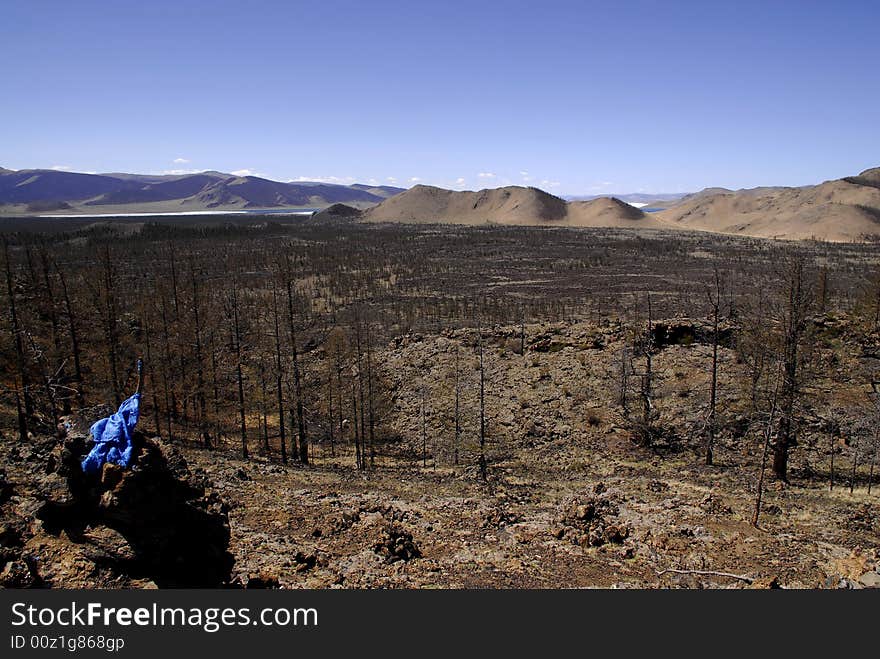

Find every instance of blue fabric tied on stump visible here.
[81,393,141,475]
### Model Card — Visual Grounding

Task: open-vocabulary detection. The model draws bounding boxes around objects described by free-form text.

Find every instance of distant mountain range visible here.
[0,168,405,214]
[3,165,879,241]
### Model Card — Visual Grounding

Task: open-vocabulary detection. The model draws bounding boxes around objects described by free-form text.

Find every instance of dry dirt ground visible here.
[2,318,878,589]
[185,319,879,589]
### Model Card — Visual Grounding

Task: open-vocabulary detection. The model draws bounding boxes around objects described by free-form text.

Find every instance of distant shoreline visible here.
[32,208,319,219]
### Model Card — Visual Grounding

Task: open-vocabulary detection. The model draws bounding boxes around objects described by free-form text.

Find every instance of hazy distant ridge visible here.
[0,168,406,212]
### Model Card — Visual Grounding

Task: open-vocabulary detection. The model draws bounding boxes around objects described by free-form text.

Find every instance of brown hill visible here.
[656,168,880,241]
[362,185,660,228]
[567,197,664,228]
[363,185,566,225]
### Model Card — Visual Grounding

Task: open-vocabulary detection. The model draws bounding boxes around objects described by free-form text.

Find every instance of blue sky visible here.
[2,0,878,194]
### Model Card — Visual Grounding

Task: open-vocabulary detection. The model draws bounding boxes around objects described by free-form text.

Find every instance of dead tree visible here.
[286,279,308,465]
[3,239,33,433]
[229,282,248,459]
[54,260,85,408]
[705,268,723,465]
[159,295,174,441]
[478,319,487,481]
[753,375,781,528]
[144,319,162,436]
[271,284,287,464]
[825,409,840,491]
[354,310,367,470]
[627,295,657,446]
[189,257,210,447]
[850,436,859,495]
[617,343,630,414]
[100,245,122,407]
[868,424,877,495]
[351,378,361,469]
[454,345,461,466]
[366,319,376,469]
[259,355,270,454]
[773,258,813,482]
[37,248,66,413]
[326,354,335,459]
[421,385,427,468]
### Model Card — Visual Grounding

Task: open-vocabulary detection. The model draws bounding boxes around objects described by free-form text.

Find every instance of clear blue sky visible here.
[2,0,878,194]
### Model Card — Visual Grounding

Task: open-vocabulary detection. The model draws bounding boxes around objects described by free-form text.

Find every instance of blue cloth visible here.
[81,393,141,475]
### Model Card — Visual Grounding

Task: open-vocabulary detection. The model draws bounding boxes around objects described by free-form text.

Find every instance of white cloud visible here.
[478,172,495,178]
[455,177,466,186]
[231,169,254,177]
[540,179,561,189]
[520,170,532,182]
[173,157,190,164]
[367,178,379,186]
[161,169,202,176]
[386,177,397,184]
[50,165,71,171]
[408,177,422,183]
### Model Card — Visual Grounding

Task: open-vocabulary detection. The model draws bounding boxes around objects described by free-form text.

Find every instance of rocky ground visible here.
[2,317,878,589]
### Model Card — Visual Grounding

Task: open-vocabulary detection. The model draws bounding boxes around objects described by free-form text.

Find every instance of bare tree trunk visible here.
[753,377,781,528]
[190,258,210,447]
[272,285,287,464]
[421,386,427,468]
[4,238,33,424]
[829,428,836,492]
[38,248,66,413]
[327,356,335,458]
[286,280,308,465]
[54,261,85,408]
[638,295,655,446]
[454,345,461,466]
[159,296,174,441]
[366,319,376,469]
[209,330,222,444]
[773,258,811,482]
[351,379,361,470]
[354,311,366,470]
[478,319,487,481]
[260,356,270,454]
[336,356,345,462]
[706,269,721,465]
[101,245,121,407]
[618,344,629,413]
[230,283,248,459]
[850,439,859,495]
[145,320,162,436]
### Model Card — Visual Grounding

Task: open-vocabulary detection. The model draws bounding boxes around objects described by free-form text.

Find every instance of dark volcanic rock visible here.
[16,430,234,588]
[374,524,421,563]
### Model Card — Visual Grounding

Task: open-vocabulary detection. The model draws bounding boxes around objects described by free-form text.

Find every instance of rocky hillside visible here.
[1,410,233,588]
[3,315,879,589]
